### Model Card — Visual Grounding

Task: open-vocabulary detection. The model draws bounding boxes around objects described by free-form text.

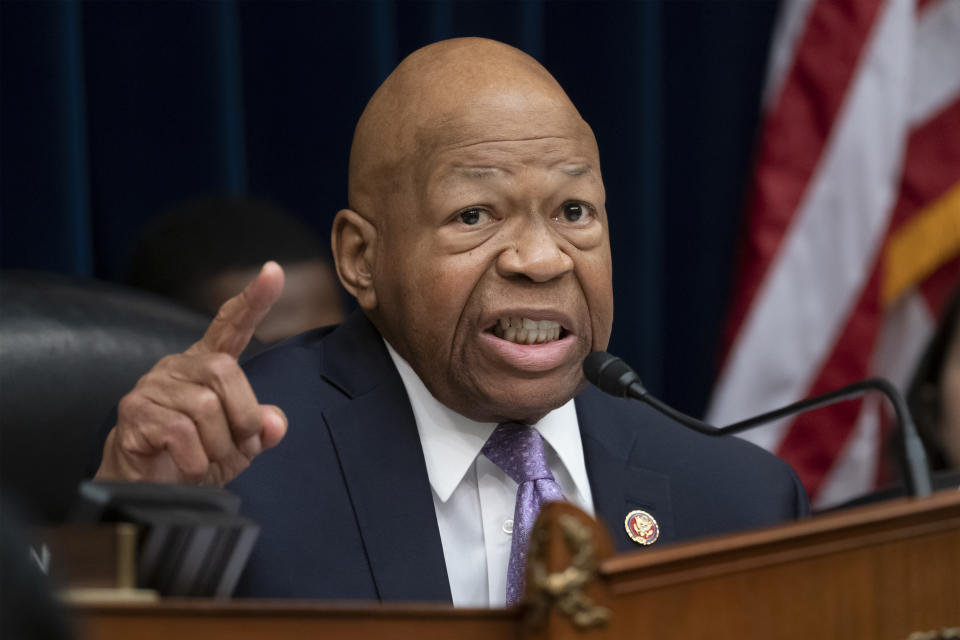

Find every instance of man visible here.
[95,38,806,606]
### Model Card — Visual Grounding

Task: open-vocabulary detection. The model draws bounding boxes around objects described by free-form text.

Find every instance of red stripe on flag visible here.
[916,0,941,15]
[889,97,960,232]
[719,0,886,366]
[775,261,883,499]
[873,395,894,490]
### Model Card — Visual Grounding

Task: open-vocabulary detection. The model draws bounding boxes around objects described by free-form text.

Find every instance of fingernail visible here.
[269,405,287,427]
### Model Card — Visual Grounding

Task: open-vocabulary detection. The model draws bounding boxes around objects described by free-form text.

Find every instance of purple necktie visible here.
[482,422,565,606]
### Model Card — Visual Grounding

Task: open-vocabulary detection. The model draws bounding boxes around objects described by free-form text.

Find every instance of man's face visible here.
[369,88,613,423]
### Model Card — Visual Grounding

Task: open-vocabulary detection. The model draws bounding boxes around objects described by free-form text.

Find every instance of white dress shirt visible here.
[385,342,595,607]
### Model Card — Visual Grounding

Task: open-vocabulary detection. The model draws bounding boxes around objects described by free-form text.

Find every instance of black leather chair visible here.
[0,270,214,523]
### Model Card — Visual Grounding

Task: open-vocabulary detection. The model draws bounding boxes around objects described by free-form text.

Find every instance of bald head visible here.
[347,38,595,218]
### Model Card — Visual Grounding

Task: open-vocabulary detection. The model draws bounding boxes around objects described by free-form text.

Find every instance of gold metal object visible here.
[116,523,138,589]
[624,509,659,546]
[60,587,159,604]
[526,513,611,631]
[906,629,960,640]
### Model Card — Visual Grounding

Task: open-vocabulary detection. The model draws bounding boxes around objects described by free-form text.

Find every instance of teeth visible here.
[492,318,563,344]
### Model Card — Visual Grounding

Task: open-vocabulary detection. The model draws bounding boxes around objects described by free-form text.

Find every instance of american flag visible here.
[707,0,960,509]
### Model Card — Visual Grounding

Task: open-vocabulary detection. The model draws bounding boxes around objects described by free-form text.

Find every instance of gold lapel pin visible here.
[624,509,659,545]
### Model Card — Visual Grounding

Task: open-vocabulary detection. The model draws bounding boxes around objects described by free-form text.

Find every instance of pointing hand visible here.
[95,262,288,485]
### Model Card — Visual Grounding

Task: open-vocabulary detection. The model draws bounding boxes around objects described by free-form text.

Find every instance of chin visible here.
[472,376,587,424]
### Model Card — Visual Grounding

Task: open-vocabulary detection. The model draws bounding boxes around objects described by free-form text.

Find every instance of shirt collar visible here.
[384,340,592,506]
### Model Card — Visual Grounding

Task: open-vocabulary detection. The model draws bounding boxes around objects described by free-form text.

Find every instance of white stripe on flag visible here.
[909,0,960,125]
[708,0,913,453]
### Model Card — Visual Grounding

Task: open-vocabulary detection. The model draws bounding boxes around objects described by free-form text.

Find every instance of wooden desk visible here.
[72,491,960,640]
[75,600,518,640]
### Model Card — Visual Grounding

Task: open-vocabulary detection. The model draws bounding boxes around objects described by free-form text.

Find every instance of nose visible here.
[496,216,574,283]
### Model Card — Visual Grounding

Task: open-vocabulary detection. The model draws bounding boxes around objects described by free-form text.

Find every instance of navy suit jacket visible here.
[230,311,808,600]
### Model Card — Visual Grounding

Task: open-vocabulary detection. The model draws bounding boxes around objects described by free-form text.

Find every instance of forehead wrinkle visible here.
[558,164,592,177]
[438,163,595,189]
[452,166,508,180]
[431,138,596,174]
[439,134,584,150]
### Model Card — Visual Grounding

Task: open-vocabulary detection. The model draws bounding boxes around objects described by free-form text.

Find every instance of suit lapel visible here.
[319,312,451,602]
[576,387,676,553]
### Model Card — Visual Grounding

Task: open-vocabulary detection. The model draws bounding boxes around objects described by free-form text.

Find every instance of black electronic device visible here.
[71,481,258,597]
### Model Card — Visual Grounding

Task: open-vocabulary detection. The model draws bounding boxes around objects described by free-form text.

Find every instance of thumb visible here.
[259,405,288,450]
[189,261,285,358]
[236,405,288,458]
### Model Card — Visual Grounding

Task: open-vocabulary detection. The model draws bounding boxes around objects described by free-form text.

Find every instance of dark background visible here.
[0,0,781,417]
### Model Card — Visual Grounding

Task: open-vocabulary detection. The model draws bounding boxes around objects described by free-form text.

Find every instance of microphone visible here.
[583,351,932,499]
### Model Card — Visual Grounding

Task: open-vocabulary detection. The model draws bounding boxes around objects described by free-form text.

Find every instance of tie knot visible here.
[481,422,555,486]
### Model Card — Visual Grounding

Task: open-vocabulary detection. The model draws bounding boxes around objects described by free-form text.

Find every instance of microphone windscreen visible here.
[583,351,637,396]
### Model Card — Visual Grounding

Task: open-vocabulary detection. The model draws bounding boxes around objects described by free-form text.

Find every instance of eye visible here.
[559,201,593,223]
[456,207,488,225]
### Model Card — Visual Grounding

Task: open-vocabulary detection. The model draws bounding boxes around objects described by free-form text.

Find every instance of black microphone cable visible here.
[584,351,932,498]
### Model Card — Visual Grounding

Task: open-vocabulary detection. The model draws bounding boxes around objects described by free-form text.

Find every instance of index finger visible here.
[188,261,285,358]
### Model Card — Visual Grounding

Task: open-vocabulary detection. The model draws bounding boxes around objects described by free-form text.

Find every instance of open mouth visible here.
[489,317,569,345]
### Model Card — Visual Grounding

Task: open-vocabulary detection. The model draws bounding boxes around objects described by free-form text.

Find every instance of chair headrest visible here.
[0,270,213,522]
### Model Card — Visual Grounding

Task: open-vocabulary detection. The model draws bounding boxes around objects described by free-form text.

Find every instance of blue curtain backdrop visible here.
[0,0,779,418]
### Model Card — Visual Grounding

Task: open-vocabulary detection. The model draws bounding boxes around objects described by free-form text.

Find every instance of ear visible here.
[331,208,378,311]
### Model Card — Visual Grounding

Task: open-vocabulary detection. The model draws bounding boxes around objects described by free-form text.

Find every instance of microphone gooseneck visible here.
[583,351,932,498]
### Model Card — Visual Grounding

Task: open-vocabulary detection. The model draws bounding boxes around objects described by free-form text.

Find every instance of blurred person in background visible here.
[127,196,345,344]
[907,285,960,472]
